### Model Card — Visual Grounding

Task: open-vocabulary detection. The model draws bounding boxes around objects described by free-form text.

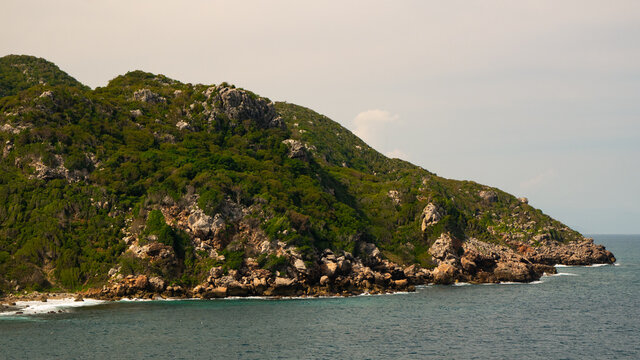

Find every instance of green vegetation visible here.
[0,55,584,293]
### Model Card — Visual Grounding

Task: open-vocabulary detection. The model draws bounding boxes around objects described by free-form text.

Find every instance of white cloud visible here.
[385,149,408,160]
[520,168,556,189]
[352,109,399,151]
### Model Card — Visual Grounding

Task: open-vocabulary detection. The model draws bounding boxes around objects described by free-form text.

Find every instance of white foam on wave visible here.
[556,263,611,268]
[479,281,541,286]
[550,272,578,277]
[453,282,471,286]
[1,298,106,317]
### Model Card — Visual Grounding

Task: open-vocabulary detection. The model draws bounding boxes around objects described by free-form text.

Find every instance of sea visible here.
[1,234,638,359]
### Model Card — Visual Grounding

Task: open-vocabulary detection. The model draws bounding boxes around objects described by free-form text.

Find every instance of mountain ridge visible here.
[0,55,615,300]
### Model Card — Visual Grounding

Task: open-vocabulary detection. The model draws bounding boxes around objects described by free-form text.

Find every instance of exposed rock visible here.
[293,258,307,274]
[338,259,352,274]
[321,262,339,278]
[1,123,29,134]
[479,190,498,202]
[2,140,12,158]
[428,233,461,264]
[493,261,534,282]
[129,241,175,261]
[209,287,227,298]
[518,197,529,204]
[133,88,165,104]
[227,281,251,296]
[209,266,223,278]
[388,190,401,205]
[187,209,225,239]
[431,263,457,284]
[526,238,616,265]
[282,139,308,160]
[26,154,90,182]
[176,120,191,131]
[130,109,143,118]
[133,275,148,289]
[39,90,54,99]
[148,276,165,292]
[274,277,295,287]
[420,203,442,231]
[212,86,283,128]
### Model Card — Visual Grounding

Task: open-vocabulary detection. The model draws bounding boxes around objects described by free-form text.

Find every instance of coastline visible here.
[1,236,616,311]
[1,261,616,316]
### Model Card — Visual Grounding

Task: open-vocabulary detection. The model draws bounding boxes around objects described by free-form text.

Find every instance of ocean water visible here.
[1,235,639,359]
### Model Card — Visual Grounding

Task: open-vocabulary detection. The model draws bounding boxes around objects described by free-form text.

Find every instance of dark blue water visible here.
[1,235,639,359]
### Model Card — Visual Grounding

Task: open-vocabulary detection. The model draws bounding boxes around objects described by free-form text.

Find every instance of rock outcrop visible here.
[420,203,443,231]
[209,86,283,128]
[282,139,308,160]
[133,88,165,104]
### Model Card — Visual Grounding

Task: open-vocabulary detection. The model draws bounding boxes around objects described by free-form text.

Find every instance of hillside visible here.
[0,55,615,299]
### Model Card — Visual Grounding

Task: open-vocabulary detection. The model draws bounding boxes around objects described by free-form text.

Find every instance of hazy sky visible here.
[2,1,639,234]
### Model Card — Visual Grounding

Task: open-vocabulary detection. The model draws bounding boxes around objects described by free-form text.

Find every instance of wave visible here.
[546,272,578,277]
[0,298,106,317]
[556,263,611,268]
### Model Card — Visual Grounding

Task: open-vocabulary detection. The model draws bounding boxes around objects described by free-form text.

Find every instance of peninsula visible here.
[0,55,615,302]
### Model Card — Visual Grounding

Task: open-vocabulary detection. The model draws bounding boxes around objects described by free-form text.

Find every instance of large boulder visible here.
[148,276,165,292]
[428,233,461,263]
[321,262,339,278]
[431,263,457,284]
[420,203,442,231]
[493,261,535,282]
[187,209,225,239]
[293,258,307,274]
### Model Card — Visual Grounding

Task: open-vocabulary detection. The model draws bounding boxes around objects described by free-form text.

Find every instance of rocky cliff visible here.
[0,55,614,300]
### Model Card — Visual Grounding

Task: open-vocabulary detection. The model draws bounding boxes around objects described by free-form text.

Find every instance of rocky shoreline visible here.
[1,236,615,306]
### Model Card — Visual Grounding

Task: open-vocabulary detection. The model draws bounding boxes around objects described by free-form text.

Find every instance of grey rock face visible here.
[212,86,283,128]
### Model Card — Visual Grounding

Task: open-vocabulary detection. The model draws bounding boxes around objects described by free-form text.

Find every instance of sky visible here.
[2,1,639,234]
